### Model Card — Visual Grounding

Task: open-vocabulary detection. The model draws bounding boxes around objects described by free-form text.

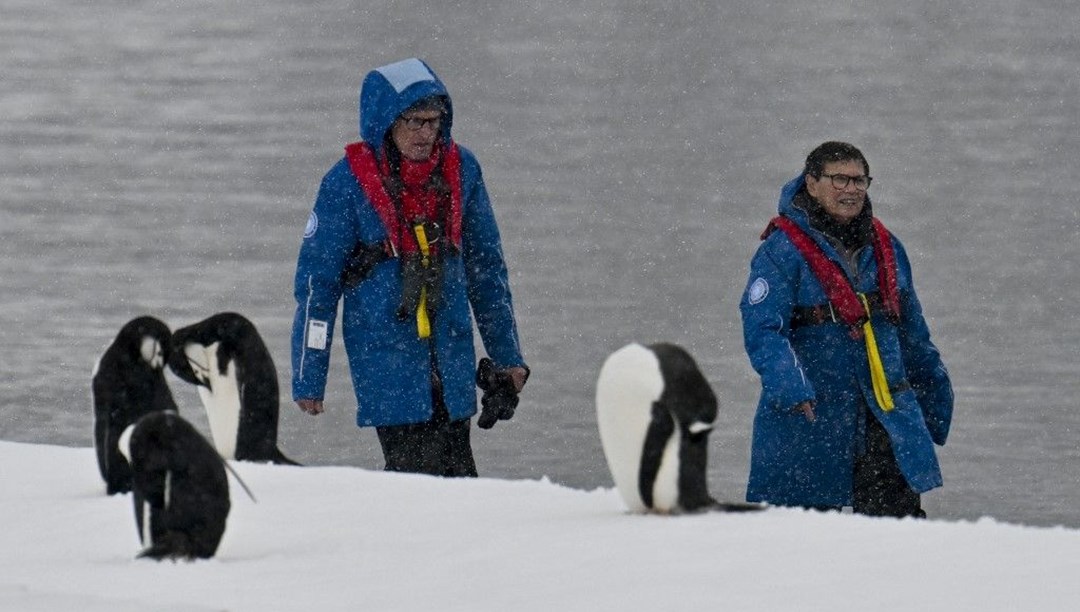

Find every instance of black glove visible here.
[475,358,519,429]
[341,241,390,288]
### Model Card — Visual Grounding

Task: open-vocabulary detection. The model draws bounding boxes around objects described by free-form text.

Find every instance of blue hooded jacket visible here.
[291,58,525,427]
[740,175,953,507]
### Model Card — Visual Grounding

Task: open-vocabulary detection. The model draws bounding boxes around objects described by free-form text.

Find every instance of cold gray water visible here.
[3,0,1080,527]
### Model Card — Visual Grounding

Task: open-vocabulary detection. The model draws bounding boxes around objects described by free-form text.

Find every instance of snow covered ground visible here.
[6,19,1080,612]
[4,440,1080,612]
[6,0,1080,530]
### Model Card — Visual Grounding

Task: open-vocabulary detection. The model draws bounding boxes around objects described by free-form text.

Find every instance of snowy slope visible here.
[3,440,1080,612]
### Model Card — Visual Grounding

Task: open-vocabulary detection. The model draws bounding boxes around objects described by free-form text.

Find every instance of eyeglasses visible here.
[398,115,442,132]
[819,173,872,191]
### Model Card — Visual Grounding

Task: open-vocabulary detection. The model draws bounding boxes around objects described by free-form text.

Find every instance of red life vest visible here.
[344,141,463,256]
[763,215,900,332]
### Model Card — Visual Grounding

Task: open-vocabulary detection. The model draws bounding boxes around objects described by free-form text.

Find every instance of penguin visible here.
[92,316,179,495]
[118,411,230,561]
[595,342,762,514]
[167,312,298,465]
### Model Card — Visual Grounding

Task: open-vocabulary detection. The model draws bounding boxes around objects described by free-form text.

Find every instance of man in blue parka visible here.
[740,141,952,517]
[291,58,528,477]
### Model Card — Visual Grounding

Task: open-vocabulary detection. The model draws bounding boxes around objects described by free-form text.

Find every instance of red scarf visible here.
[763,215,900,332]
[344,141,463,256]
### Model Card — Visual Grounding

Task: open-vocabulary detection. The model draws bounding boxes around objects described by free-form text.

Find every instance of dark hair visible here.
[403,95,447,115]
[803,141,870,178]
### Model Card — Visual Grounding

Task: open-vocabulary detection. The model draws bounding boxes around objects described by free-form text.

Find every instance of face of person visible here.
[804,159,870,224]
[390,110,443,161]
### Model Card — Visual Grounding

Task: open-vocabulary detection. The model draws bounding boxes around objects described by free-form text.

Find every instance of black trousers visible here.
[852,414,924,518]
[375,383,477,478]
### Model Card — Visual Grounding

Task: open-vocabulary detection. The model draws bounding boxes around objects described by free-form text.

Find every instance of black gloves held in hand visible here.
[341,240,390,288]
[475,358,521,430]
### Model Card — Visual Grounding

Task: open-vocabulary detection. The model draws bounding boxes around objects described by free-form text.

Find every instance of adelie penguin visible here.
[119,411,230,561]
[595,342,763,514]
[167,312,298,465]
[92,316,179,495]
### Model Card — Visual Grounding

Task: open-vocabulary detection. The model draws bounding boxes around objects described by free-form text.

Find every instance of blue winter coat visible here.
[291,58,525,427]
[740,175,953,507]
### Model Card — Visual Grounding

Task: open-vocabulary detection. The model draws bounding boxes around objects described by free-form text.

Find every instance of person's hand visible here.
[794,400,816,422]
[506,366,529,393]
[475,359,527,429]
[296,399,324,415]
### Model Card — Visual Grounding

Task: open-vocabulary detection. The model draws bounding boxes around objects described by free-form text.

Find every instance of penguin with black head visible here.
[167,312,298,465]
[119,410,230,561]
[92,316,179,495]
[596,342,763,514]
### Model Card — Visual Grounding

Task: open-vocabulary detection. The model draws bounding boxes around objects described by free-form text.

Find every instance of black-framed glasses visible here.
[398,115,442,132]
[820,173,872,190]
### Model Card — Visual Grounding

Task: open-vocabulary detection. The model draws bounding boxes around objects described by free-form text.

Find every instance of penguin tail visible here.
[270,448,301,466]
[709,501,768,513]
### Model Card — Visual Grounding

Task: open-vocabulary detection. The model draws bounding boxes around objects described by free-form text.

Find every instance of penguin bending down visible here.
[167,312,299,465]
[92,316,179,495]
[119,411,230,561]
[596,342,763,514]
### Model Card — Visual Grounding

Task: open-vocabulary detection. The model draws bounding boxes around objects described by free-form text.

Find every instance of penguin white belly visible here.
[596,343,664,513]
[651,432,681,512]
[185,342,241,460]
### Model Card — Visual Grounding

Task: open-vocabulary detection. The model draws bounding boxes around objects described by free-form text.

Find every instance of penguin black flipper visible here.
[638,400,676,510]
[92,372,134,495]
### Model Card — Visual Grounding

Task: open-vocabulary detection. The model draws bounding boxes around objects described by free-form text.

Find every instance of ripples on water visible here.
[3,0,1080,527]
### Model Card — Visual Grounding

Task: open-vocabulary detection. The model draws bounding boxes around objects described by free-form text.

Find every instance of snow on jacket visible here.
[291,58,525,427]
[740,175,953,507]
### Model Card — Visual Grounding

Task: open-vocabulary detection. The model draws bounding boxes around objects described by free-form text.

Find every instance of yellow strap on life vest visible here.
[414,224,432,339]
[860,293,894,412]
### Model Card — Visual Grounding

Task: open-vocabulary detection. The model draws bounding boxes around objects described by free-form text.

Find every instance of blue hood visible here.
[777,174,808,220]
[777,173,875,230]
[359,58,454,147]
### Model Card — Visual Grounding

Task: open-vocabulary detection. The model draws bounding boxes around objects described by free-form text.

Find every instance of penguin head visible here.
[167,312,257,386]
[647,342,718,436]
[140,337,165,370]
[115,316,172,371]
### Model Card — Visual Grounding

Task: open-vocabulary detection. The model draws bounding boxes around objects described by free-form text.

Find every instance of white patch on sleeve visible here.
[748,277,769,305]
[306,320,328,350]
[376,58,436,93]
[303,211,318,239]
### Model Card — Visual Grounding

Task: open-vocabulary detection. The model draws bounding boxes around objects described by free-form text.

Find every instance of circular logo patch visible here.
[303,211,319,239]
[748,277,769,305]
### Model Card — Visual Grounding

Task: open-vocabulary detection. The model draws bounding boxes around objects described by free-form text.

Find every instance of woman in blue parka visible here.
[290,58,528,476]
[740,142,952,516]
